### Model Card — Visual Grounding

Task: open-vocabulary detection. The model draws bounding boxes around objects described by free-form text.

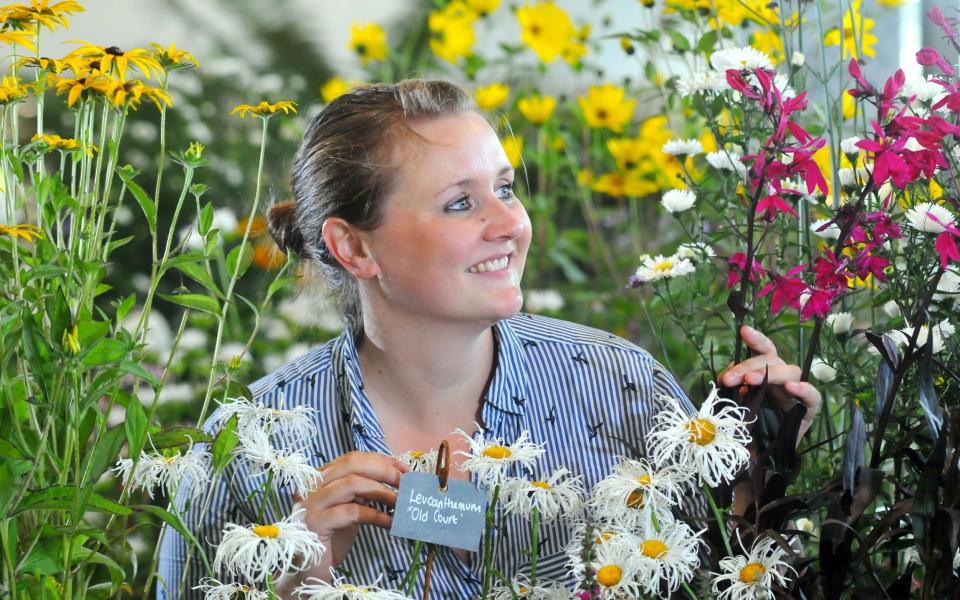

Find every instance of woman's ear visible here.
[321,218,380,279]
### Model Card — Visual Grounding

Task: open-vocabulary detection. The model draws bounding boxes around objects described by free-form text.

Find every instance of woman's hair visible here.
[268,79,477,338]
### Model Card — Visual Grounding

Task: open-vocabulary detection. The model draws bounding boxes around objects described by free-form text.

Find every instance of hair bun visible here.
[267,200,305,257]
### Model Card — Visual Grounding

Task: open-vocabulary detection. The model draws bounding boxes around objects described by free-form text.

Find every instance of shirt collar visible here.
[332,319,530,443]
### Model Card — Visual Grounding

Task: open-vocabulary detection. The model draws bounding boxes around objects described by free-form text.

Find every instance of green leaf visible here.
[198,201,214,236]
[211,414,239,474]
[19,536,64,576]
[46,287,71,350]
[80,338,128,367]
[118,361,159,389]
[13,486,132,516]
[166,256,223,299]
[0,458,33,515]
[158,292,221,316]
[125,395,148,459]
[107,234,135,254]
[227,241,253,279]
[150,427,210,449]
[116,293,136,323]
[78,319,111,345]
[0,437,24,459]
[235,293,259,322]
[75,548,125,593]
[667,29,691,52]
[697,29,718,53]
[117,166,157,233]
[82,426,126,487]
[267,275,299,301]
[134,504,193,542]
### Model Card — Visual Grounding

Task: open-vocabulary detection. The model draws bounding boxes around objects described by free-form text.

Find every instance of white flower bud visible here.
[840,137,861,155]
[810,358,837,382]
[838,167,857,188]
[882,300,900,318]
[791,51,805,67]
[826,312,854,334]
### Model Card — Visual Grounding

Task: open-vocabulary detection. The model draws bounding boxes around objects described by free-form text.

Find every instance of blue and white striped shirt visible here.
[158,314,700,599]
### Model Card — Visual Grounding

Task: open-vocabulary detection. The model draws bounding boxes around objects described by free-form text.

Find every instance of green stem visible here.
[257,470,276,523]
[480,483,502,599]
[529,507,540,587]
[703,484,733,558]
[402,541,424,595]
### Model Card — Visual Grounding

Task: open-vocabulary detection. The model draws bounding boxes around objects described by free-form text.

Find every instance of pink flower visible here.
[800,288,836,321]
[857,122,914,188]
[760,267,808,314]
[727,252,765,288]
[756,194,798,220]
[848,58,876,99]
[927,7,960,52]
[917,47,955,76]
[935,232,960,267]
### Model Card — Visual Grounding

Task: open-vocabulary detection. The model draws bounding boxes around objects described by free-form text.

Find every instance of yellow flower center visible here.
[162,456,176,465]
[518,586,530,593]
[531,481,551,489]
[687,418,717,445]
[740,562,766,583]
[636,474,652,486]
[594,531,615,545]
[596,565,622,587]
[252,524,280,538]
[641,539,668,559]
[652,260,674,273]
[410,450,425,459]
[483,445,512,459]
[626,489,645,509]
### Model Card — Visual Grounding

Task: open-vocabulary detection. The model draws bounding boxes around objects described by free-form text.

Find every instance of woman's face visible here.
[361,111,532,327]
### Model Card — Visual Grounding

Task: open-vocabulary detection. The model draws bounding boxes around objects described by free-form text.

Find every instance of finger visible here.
[308,474,399,510]
[319,451,408,487]
[741,364,802,387]
[741,325,778,357]
[784,380,822,415]
[721,355,786,386]
[308,502,394,535]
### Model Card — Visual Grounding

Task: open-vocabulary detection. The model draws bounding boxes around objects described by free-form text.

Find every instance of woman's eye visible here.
[446,196,472,211]
[496,184,514,200]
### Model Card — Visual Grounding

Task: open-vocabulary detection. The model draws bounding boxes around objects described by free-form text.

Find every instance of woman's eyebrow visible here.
[444,166,515,190]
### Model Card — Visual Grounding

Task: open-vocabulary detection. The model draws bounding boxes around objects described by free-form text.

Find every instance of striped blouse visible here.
[157,313,702,599]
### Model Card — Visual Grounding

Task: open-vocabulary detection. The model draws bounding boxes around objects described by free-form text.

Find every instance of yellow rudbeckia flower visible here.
[105,79,173,111]
[0,24,37,51]
[348,22,387,65]
[518,94,557,125]
[428,1,477,64]
[516,1,579,64]
[32,132,95,156]
[475,82,510,111]
[0,223,43,242]
[502,135,523,168]
[150,42,199,69]
[578,83,635,132]
[823,0,876,59]
[230,100,298,119]
[320,77,360,104]
[0,0,82,31]
[464,0,500,16]
[67,42,165,82]
[0,75,29,104]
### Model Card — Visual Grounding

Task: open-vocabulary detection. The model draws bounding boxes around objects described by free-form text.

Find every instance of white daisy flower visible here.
[710,46,773,71]
[589,458,688,531]
[564,522,626,569]
[217,396,317,441]
[214,508,325,583]
[837,167,857,188]
[901,75,946,105]
[454,428,546,488]
[675,70,726,96]
[810,219,841,240]
[114,445,209,502]
[661,189,697,213]
[580,537,645,599]
[648,384,752,487]
[194,578,269,600]
[676,242,716,263]
[395,449,439,473]
[826,312,854,334]
[712,535,795,600]
[236,429,322,499]
[524,289,565,313]
[501,467,585,523]
[906,202,957,233]
[662,138,703,156]
[705,150,747,175]
[634,255,696,283]
[934,268,960,304]
[489,574,570,600]
[889,320,955,354]
[294,575,410,599]
[632,521,704,596]
[840,137,861,155]
[810,358,837,383]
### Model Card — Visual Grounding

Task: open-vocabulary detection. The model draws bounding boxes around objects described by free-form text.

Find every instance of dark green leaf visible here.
[107,234,135,254]
[13,486,132,516]
[227,241,253,279]
[159,292,221,316]
[116,293,136,323]
[198,202,213,236]
[667,30,691,52]
[168,257,223,299]
[697,29,718,53]
[80,338,128,367]
[117,166,156,233]
[211,415,239,474]
[134,504,193,542]
[150,427,210,449]
[267,275,299,301]
[125,395,148,459]
[46,287,71,352]
[82,426,125,487]
[119,361,159,389]
[918,336,942,439]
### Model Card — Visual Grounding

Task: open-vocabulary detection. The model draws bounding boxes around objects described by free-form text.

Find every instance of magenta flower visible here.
[916,47,955,76]
[727,252,765,288]
[760,267,808,314]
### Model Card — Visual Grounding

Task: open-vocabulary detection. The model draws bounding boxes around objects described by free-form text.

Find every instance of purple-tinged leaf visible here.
[842,402,866,493]
[918,333,943,439]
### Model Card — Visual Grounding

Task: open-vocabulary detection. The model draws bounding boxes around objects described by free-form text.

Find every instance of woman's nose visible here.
[482,194,527,241]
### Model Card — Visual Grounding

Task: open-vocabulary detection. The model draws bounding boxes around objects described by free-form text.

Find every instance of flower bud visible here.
[882,300,900,318]
[791,51,805,67]
[810,358,837,382]
[840,136,861,156]
[826,311,854,334]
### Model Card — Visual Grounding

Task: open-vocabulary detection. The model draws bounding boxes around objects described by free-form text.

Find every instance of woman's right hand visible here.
[292,451,409,584]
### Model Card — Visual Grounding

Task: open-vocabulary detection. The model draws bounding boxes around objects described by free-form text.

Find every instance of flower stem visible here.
[529,506,540,587]
[703,483,733,558]
[402,540,424,595]
[480,483,502,599]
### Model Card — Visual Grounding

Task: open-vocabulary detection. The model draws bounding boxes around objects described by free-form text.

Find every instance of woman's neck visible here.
[357,316,496,427]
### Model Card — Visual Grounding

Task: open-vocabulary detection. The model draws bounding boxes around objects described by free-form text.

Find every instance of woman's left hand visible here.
[719,325,822,444]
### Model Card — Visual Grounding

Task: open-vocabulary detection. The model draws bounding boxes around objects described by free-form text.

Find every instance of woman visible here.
[158,80,820,599]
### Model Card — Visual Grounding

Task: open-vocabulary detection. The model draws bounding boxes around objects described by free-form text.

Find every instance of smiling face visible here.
[359,111,531,329]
